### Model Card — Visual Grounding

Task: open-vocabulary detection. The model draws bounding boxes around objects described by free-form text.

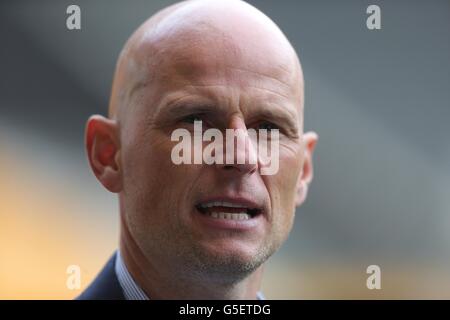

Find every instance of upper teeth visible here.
[199,201,248,209]
[210,212,250,220]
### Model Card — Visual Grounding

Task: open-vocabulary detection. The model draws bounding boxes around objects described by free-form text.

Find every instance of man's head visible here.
[86,0,317,286]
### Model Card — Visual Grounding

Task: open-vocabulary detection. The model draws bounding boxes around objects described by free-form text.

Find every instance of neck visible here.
[119,226,264,299]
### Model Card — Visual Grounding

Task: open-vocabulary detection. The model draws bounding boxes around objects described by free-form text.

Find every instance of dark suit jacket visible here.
[77,252,125,300]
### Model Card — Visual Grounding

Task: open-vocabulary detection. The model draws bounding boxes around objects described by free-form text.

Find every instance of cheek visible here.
[121,130,201,219]
[122,135,169,188]
[266,146,302,223]
[280,150,302,195]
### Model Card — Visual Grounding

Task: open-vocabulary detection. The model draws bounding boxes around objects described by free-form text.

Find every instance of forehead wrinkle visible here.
[149,42,299,101]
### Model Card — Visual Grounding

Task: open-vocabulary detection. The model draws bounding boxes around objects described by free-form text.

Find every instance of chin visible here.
[190,239,271,277]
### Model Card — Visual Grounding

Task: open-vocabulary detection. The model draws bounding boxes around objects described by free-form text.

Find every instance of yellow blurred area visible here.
[0,143,118,299]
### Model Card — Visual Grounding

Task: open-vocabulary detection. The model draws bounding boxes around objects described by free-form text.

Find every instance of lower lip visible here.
[194,207,264,231]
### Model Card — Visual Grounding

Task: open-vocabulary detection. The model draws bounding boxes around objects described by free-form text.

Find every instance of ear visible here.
[85,115,122,193]
[295,131,318,206]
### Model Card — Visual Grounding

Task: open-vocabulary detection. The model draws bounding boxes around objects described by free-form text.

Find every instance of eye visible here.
[256,121,280,131]
[181,114,204,124]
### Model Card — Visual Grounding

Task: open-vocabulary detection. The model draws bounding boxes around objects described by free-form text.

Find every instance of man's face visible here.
[118,26,305,279]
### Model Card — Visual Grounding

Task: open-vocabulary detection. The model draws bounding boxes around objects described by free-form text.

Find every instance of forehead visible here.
[173,37,293,88]
[144,32,301,108]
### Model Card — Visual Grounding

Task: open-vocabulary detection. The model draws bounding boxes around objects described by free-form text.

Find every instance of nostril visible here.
[220,163,258,174]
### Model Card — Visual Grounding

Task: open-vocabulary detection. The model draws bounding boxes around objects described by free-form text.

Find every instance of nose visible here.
[216,116,258,175]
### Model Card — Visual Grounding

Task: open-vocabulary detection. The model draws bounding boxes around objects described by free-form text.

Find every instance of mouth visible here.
[195,200,263,221]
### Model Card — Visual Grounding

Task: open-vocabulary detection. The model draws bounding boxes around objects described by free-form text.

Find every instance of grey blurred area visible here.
[1,0,449,298]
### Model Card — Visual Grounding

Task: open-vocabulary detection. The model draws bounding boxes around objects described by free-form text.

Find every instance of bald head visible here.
[108,0,303,121]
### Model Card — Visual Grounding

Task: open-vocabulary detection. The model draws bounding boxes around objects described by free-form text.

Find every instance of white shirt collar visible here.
[115,250,149,300]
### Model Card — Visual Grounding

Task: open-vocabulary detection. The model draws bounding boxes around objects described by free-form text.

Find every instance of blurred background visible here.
[1,0,449,299]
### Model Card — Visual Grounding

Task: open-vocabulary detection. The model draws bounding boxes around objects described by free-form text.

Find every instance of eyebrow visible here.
[165,100,218,118]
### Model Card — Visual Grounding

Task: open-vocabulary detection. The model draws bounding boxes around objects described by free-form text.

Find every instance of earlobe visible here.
[295,180,308,207]
[85,115,122,193]
[295,131,318,207]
